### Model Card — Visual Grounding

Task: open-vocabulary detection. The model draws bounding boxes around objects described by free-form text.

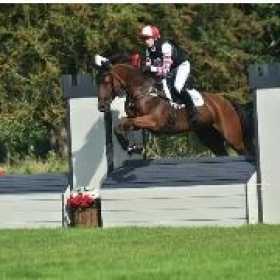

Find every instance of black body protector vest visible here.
[147,39,189,69]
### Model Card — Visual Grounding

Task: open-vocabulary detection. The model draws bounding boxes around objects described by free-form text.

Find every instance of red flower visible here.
[67,193,96,209]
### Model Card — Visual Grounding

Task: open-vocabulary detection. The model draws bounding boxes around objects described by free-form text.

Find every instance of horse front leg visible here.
[128,115,159,131]
[114,117,143,155]
[115,115,160,154]
[114,118,131,151]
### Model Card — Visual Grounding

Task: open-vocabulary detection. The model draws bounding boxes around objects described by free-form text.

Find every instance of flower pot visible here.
[72,207,99,228]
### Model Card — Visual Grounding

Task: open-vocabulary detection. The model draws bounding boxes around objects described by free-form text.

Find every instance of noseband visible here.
[107,69,127,96]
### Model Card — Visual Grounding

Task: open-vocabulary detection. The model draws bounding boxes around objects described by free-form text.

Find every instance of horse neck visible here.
[113,64,150,97]
[113,64,135,84]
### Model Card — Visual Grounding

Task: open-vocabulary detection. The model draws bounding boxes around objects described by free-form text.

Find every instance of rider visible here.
[138,24,200,125]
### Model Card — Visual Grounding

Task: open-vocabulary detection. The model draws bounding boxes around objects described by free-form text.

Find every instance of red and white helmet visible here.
[139,25,160,40]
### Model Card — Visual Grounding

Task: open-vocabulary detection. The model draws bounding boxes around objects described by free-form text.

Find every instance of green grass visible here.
[0,152,69,174]
[0,225,280,279]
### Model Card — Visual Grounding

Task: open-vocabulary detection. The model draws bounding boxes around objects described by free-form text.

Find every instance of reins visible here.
[110,71,127,90]
[110,66,161,101]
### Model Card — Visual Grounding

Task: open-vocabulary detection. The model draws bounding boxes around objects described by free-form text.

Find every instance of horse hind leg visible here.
[222,129,251,156]
[244,138,255,157]
[243,121,256,157]
[229,100,255,156]
[195,127,228,156]
[233,140,254,157]
[222,133,251,156]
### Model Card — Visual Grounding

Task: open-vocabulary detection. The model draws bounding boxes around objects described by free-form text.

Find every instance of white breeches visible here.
[174,61,204,106]
[162,61,190,100]
[174,61,190,93]
[162,61,204,107]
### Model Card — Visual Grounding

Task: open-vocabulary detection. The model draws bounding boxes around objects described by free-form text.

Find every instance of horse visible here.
[94,61,255,157]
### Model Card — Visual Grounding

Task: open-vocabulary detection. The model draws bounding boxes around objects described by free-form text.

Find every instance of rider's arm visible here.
[145,49,152,66]
[152,42,173,76]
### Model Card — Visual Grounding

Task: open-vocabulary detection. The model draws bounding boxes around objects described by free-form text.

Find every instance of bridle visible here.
[97,64,162,107]
[98,67,128,100]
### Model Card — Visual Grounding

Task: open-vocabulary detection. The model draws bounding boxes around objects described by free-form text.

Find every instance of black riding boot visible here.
[180,91,200,126]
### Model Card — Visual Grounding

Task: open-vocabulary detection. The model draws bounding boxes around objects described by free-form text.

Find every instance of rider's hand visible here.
[150,66,157,73]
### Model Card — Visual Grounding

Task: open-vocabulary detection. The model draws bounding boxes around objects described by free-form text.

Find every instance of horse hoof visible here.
[127,145,143,155]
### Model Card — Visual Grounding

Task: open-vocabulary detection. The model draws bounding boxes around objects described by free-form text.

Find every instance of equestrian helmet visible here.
[139,25,160,40]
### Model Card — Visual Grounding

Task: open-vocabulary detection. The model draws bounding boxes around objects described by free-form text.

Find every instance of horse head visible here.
[93,55,120,112]
[94,58,138,112]
[94,54,158,113]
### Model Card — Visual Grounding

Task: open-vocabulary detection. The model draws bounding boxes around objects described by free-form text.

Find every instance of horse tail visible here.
[229,99,255,156]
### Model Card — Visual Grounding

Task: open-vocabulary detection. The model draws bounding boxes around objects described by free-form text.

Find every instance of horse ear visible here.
[93,54,110,70]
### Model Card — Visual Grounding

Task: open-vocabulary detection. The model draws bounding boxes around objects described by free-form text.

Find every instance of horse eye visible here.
[96,72,110,85]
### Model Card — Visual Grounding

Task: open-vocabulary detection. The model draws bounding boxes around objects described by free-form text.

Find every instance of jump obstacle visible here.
[0,173,67,228]
[249,63,280,223]
[61,63,280,227]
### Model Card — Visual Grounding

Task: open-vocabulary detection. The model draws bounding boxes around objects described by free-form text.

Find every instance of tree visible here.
[0,4,278,160]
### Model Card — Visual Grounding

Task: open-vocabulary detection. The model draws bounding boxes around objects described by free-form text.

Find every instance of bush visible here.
[1,151,69,174]
[0,103,50,163]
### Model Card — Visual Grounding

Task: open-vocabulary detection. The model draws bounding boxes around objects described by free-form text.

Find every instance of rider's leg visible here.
[162,78,180,108]
[174,61,199,125]
[180,92,200,125]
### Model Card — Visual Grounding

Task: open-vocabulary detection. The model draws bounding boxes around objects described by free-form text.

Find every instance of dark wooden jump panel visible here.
[0,173,69,194]
[103,156,256,189]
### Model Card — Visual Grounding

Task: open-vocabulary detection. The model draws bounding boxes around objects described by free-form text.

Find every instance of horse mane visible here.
[113,63,154,88]
[108,53,132,64]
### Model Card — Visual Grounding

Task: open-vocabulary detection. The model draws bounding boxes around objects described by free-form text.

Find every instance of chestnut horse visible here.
[94,61,255,157]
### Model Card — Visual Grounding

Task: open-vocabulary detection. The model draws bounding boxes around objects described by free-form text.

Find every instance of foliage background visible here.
[0,3,279,163]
